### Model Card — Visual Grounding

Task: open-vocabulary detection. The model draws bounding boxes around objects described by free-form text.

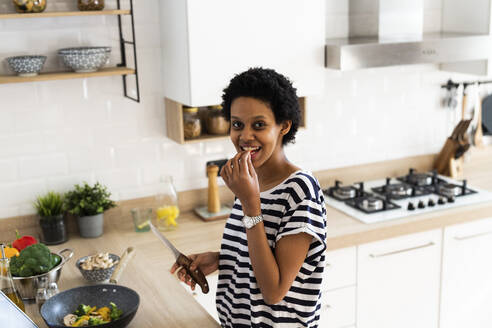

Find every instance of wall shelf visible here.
[0,67,135,84]
[0,9,131,19]
[0,0,140,102]
[165,97,307,144]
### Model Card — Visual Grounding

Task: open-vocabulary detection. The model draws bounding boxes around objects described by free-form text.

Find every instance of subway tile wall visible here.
[0,0,482,219]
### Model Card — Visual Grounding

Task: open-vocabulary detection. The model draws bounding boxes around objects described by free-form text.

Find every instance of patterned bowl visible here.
[6,55,47,76]
[76,253,120,282]
[58,47,111,73]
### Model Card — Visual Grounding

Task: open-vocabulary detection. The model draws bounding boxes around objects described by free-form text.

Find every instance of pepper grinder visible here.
[194,162,231,221]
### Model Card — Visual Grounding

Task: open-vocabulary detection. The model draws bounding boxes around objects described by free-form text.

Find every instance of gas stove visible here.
[323,169,492,224]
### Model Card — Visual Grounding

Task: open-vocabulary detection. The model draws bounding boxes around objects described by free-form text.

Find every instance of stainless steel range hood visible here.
[325,32,492,70]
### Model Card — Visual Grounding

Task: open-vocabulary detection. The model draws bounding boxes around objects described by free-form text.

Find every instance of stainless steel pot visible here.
[12,248,73,300]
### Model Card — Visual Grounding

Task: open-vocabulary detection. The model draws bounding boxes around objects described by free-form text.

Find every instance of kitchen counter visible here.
[25,146,492,327]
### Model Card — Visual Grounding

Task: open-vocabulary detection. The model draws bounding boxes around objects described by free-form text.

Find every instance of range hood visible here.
[325,32,492,70]
[325,0,492,70]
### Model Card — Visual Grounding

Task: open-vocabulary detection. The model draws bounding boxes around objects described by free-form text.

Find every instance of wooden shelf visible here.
[0,67,135,84]
[0,10,130,19]
[165,97,307,144]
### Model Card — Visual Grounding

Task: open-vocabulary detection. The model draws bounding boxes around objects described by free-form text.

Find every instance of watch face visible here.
[244,218,253,229]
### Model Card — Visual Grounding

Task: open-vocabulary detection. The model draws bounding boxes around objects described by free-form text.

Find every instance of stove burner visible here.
[345,193,400,214]
[385,184,412,197]
[438,183,465,198]
[324,180,368,202]
[333,186,357,200]
[408,173,433,186]
[397,168,446,187]
[360,197,384,211]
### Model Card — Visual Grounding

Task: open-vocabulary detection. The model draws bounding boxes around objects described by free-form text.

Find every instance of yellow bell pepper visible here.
[3,246,19,259]
[72,315,90,327]
[97,307,111,321]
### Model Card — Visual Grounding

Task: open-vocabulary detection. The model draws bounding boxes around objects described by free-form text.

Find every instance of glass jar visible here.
[206,105,230,135]
[183,106,201,139]
[155,176,180,231]
[12,0,47,13]
[0,245,25,312]
[78,0,104,11]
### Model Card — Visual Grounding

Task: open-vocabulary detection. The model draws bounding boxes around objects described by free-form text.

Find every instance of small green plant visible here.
[65,182,116,217]
[34,191,64,218]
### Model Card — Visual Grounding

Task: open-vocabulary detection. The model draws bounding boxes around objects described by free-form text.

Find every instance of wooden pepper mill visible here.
[207,165,220,213]
[194,163,231,221]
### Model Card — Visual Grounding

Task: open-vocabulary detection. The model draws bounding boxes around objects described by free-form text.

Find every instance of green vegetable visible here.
[9,243,60,277]
[88,317,108,326]
[109,302,122,321]
[74,304,92,316]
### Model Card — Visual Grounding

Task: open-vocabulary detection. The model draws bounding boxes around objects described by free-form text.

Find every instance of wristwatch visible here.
[242,214,263,229]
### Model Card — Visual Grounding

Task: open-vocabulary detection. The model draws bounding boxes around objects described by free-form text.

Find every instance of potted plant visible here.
[34,191,67,245]
[65,182,116,238]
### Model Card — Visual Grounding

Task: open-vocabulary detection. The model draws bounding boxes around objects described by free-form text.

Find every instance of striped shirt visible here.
[216,170,327,328]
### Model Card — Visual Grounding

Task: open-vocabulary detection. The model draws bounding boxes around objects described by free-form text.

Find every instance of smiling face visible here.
[230,97,291,169]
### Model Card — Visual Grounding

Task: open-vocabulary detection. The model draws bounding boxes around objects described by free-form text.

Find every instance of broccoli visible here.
[88,317,108,326]
[9,243,60,277]
[109,302,123,321]
[74,304,92,316]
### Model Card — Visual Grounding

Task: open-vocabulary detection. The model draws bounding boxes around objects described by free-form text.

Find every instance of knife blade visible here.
[149,222,209,294]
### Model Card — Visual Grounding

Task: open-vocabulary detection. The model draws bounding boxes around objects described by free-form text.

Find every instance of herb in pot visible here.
[65,182,116,217]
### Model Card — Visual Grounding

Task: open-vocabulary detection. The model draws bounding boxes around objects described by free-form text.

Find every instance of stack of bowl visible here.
[58,47,111,73]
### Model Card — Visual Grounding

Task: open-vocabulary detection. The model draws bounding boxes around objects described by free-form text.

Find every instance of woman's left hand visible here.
[220,151,261,215]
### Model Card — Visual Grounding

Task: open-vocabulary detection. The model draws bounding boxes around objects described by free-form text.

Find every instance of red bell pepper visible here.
[12,230,37,251]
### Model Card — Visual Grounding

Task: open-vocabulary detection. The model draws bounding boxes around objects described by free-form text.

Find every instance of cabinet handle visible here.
[454,231,492,241]
[369,242,435,258]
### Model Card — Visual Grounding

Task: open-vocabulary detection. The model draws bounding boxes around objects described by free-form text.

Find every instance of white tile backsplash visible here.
[0,0,483,219]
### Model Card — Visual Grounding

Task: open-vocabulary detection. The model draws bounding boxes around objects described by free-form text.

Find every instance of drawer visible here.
[319,286,356,328]
[322,246,356,291]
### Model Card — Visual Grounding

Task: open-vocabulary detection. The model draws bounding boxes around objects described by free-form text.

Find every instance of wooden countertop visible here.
[24,146,492,326]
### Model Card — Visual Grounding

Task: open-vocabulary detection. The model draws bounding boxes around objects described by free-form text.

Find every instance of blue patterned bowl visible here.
[7,55,47,76]
[76,253,120,282]
[58,47,111,73]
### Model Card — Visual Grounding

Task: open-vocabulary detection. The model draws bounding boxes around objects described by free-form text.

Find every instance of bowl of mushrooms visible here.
[76,252,120,282]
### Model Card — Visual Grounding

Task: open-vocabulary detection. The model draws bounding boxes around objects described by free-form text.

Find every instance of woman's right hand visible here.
[170,251,219,291]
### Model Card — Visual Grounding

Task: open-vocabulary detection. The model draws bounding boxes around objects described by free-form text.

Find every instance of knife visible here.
[149,222,209,294]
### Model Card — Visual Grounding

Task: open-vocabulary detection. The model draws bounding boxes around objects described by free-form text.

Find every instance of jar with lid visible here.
[0,244,25,312]
[183,106,201,139]
[155,175,180,231]
[78,0,104,11]
[206,105,230,135]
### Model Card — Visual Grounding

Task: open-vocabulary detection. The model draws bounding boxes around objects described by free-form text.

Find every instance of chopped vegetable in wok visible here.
[63,303,123,327]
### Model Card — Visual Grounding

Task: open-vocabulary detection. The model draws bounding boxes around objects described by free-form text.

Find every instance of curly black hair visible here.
[221,67,300,145]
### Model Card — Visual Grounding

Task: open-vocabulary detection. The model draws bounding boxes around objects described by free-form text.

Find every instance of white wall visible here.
[0,0,483,219]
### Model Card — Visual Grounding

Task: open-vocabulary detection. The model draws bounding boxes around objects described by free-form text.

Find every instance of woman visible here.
[171,67,327,327]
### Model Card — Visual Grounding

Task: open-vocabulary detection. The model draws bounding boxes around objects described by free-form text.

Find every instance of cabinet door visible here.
[161,0,325,106]
[357,229,442,328]
[319,286,356,328]
[322,246,357,291]
[440,217,492,328]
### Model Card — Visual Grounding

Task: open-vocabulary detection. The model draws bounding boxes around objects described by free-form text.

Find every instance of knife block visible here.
[194,164,231,221]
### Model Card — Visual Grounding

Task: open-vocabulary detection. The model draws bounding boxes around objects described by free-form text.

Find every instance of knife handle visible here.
[177,254,210,294]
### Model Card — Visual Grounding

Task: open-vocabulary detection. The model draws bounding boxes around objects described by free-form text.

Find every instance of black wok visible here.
[40,284,139,328]
[40,247,138,328]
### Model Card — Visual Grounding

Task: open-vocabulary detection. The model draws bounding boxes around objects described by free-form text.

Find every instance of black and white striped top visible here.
[216,170,327,328]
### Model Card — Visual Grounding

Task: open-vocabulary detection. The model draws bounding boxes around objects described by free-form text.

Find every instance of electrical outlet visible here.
[206,159,228,177]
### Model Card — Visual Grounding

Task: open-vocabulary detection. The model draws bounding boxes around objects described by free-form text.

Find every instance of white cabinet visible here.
[440,217,492,328]
[357,230,442,328]
[319,286,356,328]
[320,247,357,328]
[160,0,325,107]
